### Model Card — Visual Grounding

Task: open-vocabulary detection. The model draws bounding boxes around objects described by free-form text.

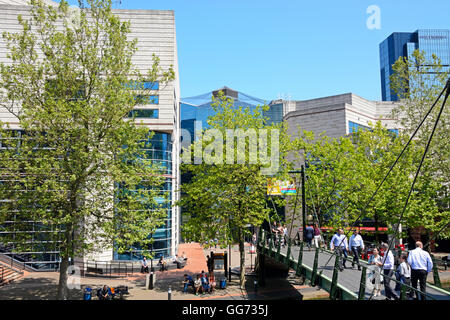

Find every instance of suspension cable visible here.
[370,78,449,299]
[319,78,450,277]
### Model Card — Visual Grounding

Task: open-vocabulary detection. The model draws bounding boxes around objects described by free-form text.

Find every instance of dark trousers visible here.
[141,266,149,273]
[383,269,398,300]
[334,247,348,269]
[351,246,361,266]
[411,269,428,300]
[306,237,313,248]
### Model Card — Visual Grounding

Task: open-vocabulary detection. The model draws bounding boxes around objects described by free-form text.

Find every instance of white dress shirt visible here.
[407,247,433,273]
[382,250,395,270]
[349,234,364,249]
[330,234,348,249]
[397,262,411,278]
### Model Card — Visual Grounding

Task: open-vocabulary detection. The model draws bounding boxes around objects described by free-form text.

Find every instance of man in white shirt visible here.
[349,229,364,270]
[407,241,433,300]
[380,243,399,300]
[330,229,349,271]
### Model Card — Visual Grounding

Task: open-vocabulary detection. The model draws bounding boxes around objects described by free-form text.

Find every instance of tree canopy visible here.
[0,0,175,299]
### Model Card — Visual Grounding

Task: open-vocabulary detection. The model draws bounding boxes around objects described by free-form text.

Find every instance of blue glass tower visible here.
[380,29,450,101]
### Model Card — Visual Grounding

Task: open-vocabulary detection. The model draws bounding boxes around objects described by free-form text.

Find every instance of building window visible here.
[125,81,159,90]
[388,128,399,136]
[348,121,370,134]
[128,109,159,119]
[134,95,159,105]
[113,132,173,260]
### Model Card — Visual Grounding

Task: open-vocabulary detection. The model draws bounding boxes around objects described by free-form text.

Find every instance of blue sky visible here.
[65,0,450,101]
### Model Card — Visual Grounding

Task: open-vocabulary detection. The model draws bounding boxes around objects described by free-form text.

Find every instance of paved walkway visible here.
[272,241,450,300]
[0,242,327,300]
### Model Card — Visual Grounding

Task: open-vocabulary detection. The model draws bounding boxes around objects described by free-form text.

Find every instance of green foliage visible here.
[390,49,449,211]
[0,0,175,298]
[178,91,291,288]
[289,122,448,240]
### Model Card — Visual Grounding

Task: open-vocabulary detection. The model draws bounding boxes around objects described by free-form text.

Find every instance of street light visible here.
[150,232,154,272]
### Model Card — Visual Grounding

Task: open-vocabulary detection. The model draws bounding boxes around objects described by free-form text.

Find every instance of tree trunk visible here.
[238,228,246,290]
[57,254,69,300]
[57,228,72,300]
[374,212,379,244]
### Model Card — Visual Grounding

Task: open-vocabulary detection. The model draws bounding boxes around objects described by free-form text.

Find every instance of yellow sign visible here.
[267,179,296,195]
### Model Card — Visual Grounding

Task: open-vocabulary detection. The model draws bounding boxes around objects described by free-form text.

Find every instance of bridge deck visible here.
[263,241,450,300]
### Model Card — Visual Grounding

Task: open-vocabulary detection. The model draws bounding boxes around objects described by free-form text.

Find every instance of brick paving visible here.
[0,242,333,300]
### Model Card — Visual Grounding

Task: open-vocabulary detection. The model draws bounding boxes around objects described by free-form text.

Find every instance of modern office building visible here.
[0,0,180,268]
[380,29,450,101]
[282,93,401,240]
[180,86,290,142]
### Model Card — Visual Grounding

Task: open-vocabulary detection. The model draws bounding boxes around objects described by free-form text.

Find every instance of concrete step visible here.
[0,265,24,286]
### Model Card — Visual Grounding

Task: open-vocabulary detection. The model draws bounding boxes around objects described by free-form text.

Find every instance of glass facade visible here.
[113,132,174,260]
[125,81,159,90]
[127,108,159,119]
[264,103,283,125]
[0,130,63,270]
[348,121,369,134]
[348,121,399,136]
[180,87,281,144]
[134,95,159,105]
[1,130,174,266]
[380,29,450,101]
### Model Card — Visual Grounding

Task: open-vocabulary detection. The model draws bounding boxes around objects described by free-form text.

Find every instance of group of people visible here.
[182,271,216,296]
[330,228,434,300]
[140,252,188,273]
[271,221,288,246]
[94,285,128,300]
[304,223,323,249]
[329,228,364,271]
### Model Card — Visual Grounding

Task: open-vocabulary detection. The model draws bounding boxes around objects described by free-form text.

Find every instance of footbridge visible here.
[256,230,450,300]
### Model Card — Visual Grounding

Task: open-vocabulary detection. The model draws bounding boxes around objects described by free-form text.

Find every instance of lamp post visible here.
[150,233,154,272]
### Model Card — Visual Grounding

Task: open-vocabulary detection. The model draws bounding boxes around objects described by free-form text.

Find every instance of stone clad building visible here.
[283,93,400,139]
[0,0,180,268]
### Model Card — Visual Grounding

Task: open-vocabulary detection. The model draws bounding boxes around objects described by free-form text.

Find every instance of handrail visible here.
[258,230,448,300]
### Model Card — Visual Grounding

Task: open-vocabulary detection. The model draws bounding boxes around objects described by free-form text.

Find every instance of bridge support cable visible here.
[370,78,449,299]
[319,78,450,275]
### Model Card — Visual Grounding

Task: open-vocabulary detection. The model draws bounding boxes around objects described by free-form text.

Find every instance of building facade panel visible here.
[0,1,180,267]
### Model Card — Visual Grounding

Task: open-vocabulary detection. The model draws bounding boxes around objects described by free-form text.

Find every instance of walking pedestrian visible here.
[313,223,321,249]
[330,229,348,271]
[305,225,314,250]
[381,243,399,300]
[206,255,213,274]
[276,223,284,245]
[407,241,433,300]
[349,229,364,270]
[368,248,382,297]
[283,224,288,247]
[395,254,413,298]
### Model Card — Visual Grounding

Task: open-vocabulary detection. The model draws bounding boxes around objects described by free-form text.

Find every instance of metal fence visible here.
[258,229,449,300]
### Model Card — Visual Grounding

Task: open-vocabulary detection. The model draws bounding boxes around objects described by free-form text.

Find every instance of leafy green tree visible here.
[390,49,449,211]
[178,92,290,289]
[0,0,174,299]
[289,122,447,242]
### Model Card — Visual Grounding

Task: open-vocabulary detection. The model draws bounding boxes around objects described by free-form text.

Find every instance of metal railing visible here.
[257,229,448,300]
[82,260,144,278]
[0,263,24,285]
[293,230,447,289]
